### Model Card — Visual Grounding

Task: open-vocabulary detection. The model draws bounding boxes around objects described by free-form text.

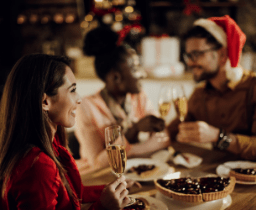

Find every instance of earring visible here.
[43,110,48,117]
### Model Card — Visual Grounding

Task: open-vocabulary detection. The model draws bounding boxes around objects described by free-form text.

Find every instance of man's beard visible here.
[192,66,219,83]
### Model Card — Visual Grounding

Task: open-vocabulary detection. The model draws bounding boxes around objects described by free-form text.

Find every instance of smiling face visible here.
[46,66,81,129]
[185,37,221,82]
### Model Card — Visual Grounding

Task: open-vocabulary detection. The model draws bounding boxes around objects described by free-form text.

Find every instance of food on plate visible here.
[126,164,158,178]
[229,168,256,182]
[154,176,236,202]
[123,197,150,210]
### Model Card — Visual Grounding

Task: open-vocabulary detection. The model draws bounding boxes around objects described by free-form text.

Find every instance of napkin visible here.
[151,147,203,168]
[172,152,203,168]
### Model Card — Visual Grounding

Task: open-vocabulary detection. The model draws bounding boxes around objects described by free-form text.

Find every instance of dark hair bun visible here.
[83,26,118,56]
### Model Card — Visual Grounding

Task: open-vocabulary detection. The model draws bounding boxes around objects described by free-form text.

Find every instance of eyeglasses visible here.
[183,47,218,63]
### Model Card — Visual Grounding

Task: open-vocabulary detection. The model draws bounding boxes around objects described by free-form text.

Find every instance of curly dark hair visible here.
[83,26,130,81]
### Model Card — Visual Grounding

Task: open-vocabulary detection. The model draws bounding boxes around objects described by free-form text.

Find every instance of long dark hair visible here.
[0,54,74,200]
[83,26,130,81]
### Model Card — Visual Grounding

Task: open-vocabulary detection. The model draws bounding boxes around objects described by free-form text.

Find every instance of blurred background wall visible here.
[1,0,256,100]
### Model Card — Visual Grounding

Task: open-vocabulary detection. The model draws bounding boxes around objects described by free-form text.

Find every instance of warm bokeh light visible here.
[85,14,93,22]
[80,20,89,28]
[29,14,38,24]
[94,0,103,2]
[41,15,50,24]
[102,14,113,24]
[111,21,123,32]
[115,12,123,22]
[53,13,64,24]
[128,13,137,21]
[112,0,125,5]
[125,6,134,13]
[65,14,75,23]
[17,14,27,24]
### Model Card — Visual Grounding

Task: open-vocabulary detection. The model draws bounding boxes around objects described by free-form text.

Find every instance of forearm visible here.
[127,131,170,157]
[227,134,256,160]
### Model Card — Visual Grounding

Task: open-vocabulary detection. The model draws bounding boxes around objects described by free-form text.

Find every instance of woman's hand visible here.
[100,175,130,210]
[126,115,165,144]
[135,115,165,132]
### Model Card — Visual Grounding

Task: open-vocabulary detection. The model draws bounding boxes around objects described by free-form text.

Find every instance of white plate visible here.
[155,191,232,210]
[125,158,170,181]
[129,195,168,210]
[216,161,256,185]
[151,150,171,162]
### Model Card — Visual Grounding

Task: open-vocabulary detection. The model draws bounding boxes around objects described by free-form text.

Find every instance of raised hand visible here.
[177,121,219,143]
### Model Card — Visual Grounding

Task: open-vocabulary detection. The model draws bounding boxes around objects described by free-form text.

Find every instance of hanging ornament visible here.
[91,3,117,16]
[183,0,202,16]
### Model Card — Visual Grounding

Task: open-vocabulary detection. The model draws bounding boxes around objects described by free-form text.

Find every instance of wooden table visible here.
[81,142,256,210]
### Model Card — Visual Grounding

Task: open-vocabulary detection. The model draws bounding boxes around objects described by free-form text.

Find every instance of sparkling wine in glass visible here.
[155,84,172,142]
[105,125,135,206]
[172,84,188,122]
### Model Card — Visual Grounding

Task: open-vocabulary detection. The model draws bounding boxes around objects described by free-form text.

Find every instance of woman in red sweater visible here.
[0,54,131,210]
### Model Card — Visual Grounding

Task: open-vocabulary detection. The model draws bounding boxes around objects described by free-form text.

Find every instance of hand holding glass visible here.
[156,85,172,142]
[105,125,135,206]
[158,85,172,120]
[172,84,188,122]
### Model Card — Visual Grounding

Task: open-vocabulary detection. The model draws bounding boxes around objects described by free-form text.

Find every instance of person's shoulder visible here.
[10,147,60,188]
[190,81,206,97]
[130,90,148,100]
[19,148,58,177]
[238,70,256,89]
[81,91,103,105]
[194,81,206,90]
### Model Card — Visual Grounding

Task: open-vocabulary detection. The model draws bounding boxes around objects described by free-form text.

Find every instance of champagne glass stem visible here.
[105,125,136,207]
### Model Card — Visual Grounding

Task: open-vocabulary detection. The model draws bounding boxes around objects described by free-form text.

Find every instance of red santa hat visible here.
[193,15,246,82]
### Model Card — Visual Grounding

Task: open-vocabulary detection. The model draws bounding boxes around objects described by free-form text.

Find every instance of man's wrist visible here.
[216,128,232,150]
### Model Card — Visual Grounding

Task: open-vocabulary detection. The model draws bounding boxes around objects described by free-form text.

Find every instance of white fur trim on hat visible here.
[194,19,227,47]
[225,59,243,82]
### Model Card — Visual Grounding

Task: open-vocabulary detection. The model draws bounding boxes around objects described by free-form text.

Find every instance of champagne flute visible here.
[172,84,188,122]
[105,125,136,206]
[155,84,172,142]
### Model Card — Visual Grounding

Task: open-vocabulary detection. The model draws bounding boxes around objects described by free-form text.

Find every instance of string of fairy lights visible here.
[80,0,142,33]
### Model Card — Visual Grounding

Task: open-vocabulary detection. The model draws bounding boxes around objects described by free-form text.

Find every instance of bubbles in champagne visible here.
[174,97,188,122]
[107,145,127,176]
[159,102,171,118]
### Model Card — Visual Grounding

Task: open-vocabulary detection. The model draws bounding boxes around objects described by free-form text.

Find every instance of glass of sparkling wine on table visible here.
[172,84,188,122]
[105,125,136,206]
[156,84,172,142]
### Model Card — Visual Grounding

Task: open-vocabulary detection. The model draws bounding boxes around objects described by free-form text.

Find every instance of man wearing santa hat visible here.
[168,15,256,160]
